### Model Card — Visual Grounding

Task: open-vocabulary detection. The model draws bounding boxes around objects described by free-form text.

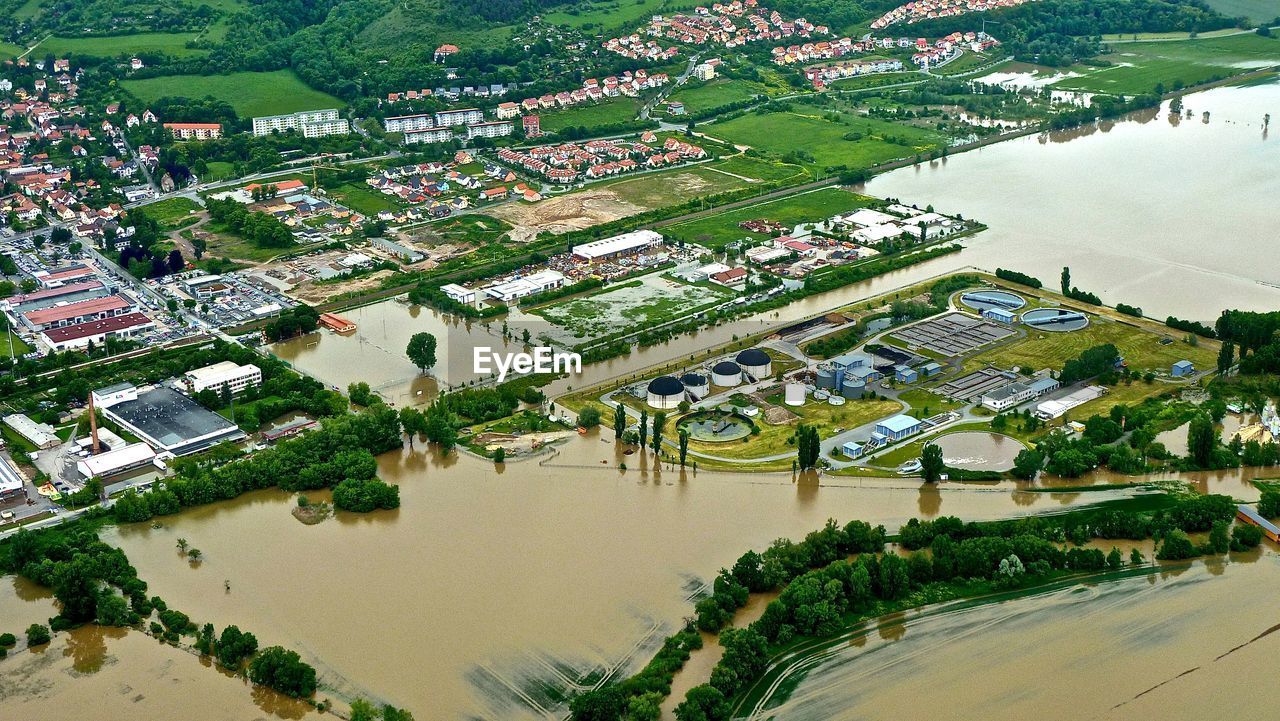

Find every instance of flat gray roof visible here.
[105,386,242,453]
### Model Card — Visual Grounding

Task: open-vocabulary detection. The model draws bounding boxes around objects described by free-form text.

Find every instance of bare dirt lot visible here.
[492,189,648,242]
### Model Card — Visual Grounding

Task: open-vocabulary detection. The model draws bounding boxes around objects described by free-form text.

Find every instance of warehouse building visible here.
[1034,385,1106,420]
[3,413,60,449]
[77,443,157,480]
[20,294,132,331]
[39,312,153,352]
[93,383,246,456]
[572,230,664,262]
[874,414,922,442]
[482,270,565,302]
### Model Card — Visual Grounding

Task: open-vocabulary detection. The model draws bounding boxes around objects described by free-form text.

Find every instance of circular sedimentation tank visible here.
[959,289,1026,313]
[1021,308,1089,332]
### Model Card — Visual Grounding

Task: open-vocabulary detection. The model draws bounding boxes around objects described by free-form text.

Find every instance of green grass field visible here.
[543,0,671,30]
[706,155,810,183]
[963,316,1217,377]
[1053,33,1280,95]
[124,70,342,117]
[538,98,642,132]
[0,41,23,59]
[38,32,207,58]
[14,0,42,19]
[828,72,922,91]
[665,78,769,113]
[328,183,405,216]
[709,109,945,174]
[933,49,1006,76]
[138,197,202,230]
[663,187,873,250]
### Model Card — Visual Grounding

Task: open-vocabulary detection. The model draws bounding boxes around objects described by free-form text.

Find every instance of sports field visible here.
[123,70,342,117]
[663,187,874,250]
[709,109,945,173]
[1053,33,1280,95]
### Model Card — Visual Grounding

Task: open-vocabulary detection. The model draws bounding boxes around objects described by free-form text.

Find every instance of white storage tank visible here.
[645,376,685,409]
[711,361,742,387]
[680,372,709,398]
[735,348,773,380]
[784,382,806,406]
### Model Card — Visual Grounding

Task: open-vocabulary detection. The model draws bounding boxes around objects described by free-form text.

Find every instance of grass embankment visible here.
[123,70,342,117]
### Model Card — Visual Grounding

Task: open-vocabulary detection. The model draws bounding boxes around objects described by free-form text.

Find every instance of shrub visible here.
[26,623,51,647]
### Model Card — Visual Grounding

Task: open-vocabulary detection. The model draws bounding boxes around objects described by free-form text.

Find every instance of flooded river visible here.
[744,554,1279,721]
[935,431,1025,471]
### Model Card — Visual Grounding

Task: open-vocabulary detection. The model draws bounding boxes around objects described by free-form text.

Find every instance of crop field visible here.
[537,98,642,132]
[123,70,341,117]
[38,32,207,58]
[1053,34,1280,95]
[665,78,769,113]
[709,109,946,173]
[962,316,1217,377]
[663,187,873,250]
[531,273,733,343]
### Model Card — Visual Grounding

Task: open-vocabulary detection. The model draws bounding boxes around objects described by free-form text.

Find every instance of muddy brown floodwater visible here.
[934,431,1025,471]
[741,554,1280,721]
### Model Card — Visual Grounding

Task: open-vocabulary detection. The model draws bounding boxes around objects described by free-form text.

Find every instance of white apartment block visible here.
[465,120,513,139]
[183,361,263,395]
[403,127,455,145]
[252,108,347,137]
[384,113,435,133]
[434,108,484,127]
[302,118,351,138]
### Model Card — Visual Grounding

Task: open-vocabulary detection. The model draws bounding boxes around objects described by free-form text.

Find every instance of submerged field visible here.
[123,70,342,117]
[1054,33,1280,95]
[530,273,734,343]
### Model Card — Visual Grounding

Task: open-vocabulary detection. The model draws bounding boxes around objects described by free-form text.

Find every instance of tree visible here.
[167,249,185,273]
[920,443,944,484]
[569,686,626,721]
[248,646,317,698]
[1217,340,1235,374]
[1106,547,1123,570]
[612,403,626,439]
[26,624,51,647]
[639,409,648,448]
[578,406,601,429]
[1257,490,1280,519]
[1011,448,1043,480]
[1129,548,1144,565]
[675,684,731,721]
[1186,414,1216,468]
[627,691,663,721]
[1156,530,1197,560]
[679,430,690,466]
[493,446,505,464]
[406,332,437,373]
[650,411,666,455]
[1060,266,1071,295]
[216,625,259,669]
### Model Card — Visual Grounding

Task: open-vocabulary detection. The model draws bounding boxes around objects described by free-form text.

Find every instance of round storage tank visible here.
[841,379,866,400]
[828,395,846,406]
[711,361,742,387]
[680,373,709,398]
[645,375,685,409]
[784,382,806,406]
[814,390,830,401]
[815,366,836,390]
[735,348,773,379]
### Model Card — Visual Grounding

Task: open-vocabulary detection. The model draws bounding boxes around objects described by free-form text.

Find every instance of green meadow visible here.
[123,70,342,117]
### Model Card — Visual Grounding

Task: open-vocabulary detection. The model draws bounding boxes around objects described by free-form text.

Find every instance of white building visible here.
[980,382,1034,412]
[571,230,663,262]
[836,208,898,228]
[384,113,435,133]
[440,283,476,305]
[853,223,905,244]
[182,361,262,395]
[465,120,513,139]
[403,127,454,145]
[252,109,348,137]
[3,413,61,449]
[1035,386,1107,420]
[482,270,565,302]
[77,443,157,479]
[693,62,716,80]
[434,108,484,127]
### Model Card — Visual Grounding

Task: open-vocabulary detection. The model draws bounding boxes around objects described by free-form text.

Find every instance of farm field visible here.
[530,273,734,343]
[662,187,874,250]
[664,78,770,113]
[536,97,642,132]
[123,70,342,117]
[37,32,207,58]
[709,109,946,174]
[1053,33,1280,95]
[962,316,1217,377]
[182,226,291,264]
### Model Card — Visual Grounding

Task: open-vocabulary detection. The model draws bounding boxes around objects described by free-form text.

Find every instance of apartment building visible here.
[465,120,513,139]
[384,113,435,133]
[182,361,263,395]
[403,127,455,145]
[252,108,349,137]
[163,122,222,140]
[434,108,484,127]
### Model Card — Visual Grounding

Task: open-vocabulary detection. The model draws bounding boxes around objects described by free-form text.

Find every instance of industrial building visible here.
[681,372,709,398]
[982,307,1017,324]
[1034,385,1106,420]
[874,414,922,442]
[980,381,1033,412]
[2,280,108,312]
[894,365,918,384]
[1236,504,1280,542]
[182,361,263,395]
[77,443,157,480]
[3,413,60,449]
[441,283,477,305]
[93,383,246,456]
[39,312,154,352]
[20,294,132,331]
[0,456,25,501]
[571,230,664,262]
[370,236,425,262]
[1171,360,1195,377]
[482,270,565,302]
[646,376,684,409]
[841,441,865,459]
